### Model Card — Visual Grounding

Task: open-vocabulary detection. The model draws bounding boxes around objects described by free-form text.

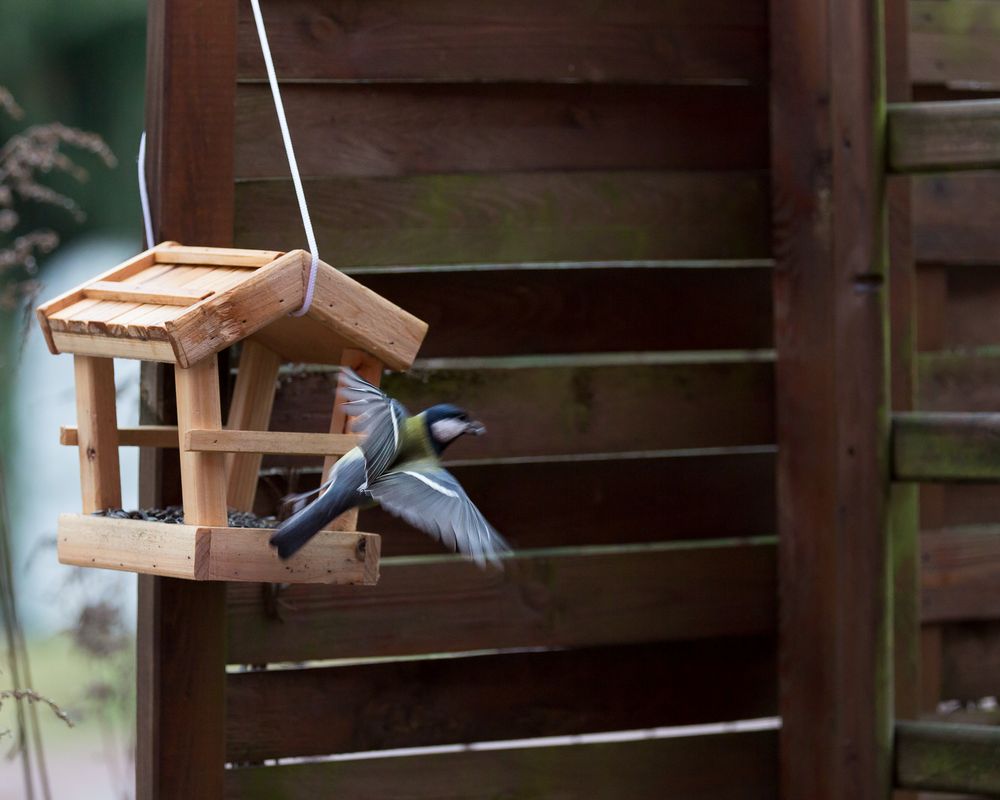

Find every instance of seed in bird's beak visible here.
[466,420,486,436]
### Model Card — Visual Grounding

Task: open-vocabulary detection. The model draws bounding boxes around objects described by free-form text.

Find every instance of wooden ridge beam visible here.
[888,99,1000,173]
[892,411,1000,481]
[895,721,1000,794]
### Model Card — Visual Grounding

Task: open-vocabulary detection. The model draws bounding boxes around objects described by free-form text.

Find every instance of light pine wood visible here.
[307,260,427,370]
[323,349,384,532]
[224,341,281,511]
[52,331,177,362]
[189,429,360,456]
[174,356,227,527]
[35,248,160,353]
[206,526,378,584]
[55,513,379,584]
[73,356,122,512]
[83,280,214,306]
[57,513,209,579]
[154,244,282,267]
[164,250,307,367]
[61,425,179,448]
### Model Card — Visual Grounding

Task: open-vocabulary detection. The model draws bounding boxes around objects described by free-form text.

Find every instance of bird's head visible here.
[422,403,485,454]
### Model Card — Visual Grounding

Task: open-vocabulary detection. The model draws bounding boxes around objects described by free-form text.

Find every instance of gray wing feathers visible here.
[336,368,407,480]
[366,466,511,567]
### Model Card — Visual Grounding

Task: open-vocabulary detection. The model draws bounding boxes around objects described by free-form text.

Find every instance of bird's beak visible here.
[465,420,486,436]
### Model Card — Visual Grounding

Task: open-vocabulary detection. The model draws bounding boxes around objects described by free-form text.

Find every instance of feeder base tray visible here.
[57,513,379,584]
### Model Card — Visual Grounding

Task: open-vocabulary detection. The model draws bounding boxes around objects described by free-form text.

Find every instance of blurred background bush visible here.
[1,1,147,797]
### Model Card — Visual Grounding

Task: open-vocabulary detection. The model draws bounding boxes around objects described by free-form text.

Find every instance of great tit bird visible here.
[269,368,511,567]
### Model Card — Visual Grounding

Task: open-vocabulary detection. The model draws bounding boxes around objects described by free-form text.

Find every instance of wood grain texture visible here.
[770,0,892,797]
[923,527,1000,623]
[919,351,1000,411]
[225,638,776,761]
[355,263,774,357]
[888,98,1000,172]
[913,173,1000,265]
[83,281,214,306]
[226,540,778,664]
[235,83,769,178]
[225,731,778,800]
[224,342,281,512]
[940,620,1000,700]
[236,0,768,84]
[268,358,776,461]
[52,331,177,362]
[893,411,1000,481]
[72,356,122,512]
[234,171,771,266]
[910,0,1000,88]
[61,425,179,449]
[895,720,1000,794]
[154,245,282,267]
[191,429,360,456]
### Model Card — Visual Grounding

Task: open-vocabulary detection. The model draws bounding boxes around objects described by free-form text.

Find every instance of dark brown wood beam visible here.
[888,99,1000,173]
[895,721,1000,794]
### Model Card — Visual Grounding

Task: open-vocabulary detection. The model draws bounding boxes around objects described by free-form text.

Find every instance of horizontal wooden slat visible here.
[893,411,1000,481]
[940,619,1000,700]
[895,721,1000,795]
[226,637,776,762]
[922,527,1000,622]
[234,171,771,265]
[83,281,213,306]
[154,245,282,267]
[226,540,778,663]
[910,0,1000,88]
[225,731,778,800]
[919,351,1000,411]
[269,358,776,461]
[913,174,1000,265]
[236,83,768,179]
[351,262,774,357]
[353,450,777,554]
[185,429,360,456]
[257,450,777,553]
[61,425,179,449]
[888,99,1000,172]
[236,0,768,84]
[50,330,177,362]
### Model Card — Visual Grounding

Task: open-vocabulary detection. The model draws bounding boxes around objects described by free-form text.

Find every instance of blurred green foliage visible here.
[0,0,147,246]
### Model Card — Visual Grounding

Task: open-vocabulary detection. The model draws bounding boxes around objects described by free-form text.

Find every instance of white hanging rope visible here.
[249,0,319,316]
[137,131,155,248]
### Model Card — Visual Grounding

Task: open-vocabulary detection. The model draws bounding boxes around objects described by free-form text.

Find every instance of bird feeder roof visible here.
[35,242,427,369]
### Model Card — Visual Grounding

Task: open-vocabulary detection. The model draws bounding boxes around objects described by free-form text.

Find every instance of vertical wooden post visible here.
[885,0,922,737]
[225,341,281,512]
[771,0,892,797]
[175,356,228,527]
[73,355,122,512]
[323,349,384,532]
[138,0,236,796]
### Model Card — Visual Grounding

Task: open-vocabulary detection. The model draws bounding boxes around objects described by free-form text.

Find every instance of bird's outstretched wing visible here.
[336,368,409,483]
[366,462,511,567]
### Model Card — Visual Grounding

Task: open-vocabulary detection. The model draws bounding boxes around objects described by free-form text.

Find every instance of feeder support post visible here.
[175,356,228,527]
[224,341,281,511]
[73,355,122,512]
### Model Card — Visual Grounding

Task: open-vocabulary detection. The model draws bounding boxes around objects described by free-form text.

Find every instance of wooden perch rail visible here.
[184,429,361,456]
[61,425,179,448]
[892,412,1000,481]
[895,721,1000,795]
[888,99,1000,173]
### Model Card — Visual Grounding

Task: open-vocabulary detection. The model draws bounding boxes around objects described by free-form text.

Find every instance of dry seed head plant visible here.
[1,87,120,798]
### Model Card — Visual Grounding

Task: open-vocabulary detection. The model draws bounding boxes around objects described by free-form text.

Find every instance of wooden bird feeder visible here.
[36,242,428,585]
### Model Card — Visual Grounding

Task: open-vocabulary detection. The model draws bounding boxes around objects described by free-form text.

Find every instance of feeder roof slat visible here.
[36,243,428,369]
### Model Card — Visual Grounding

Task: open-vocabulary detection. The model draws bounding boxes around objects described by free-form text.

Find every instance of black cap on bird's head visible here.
[423,403,485,454]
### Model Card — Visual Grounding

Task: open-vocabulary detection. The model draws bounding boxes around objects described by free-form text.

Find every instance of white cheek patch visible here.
[431,418,467,443]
